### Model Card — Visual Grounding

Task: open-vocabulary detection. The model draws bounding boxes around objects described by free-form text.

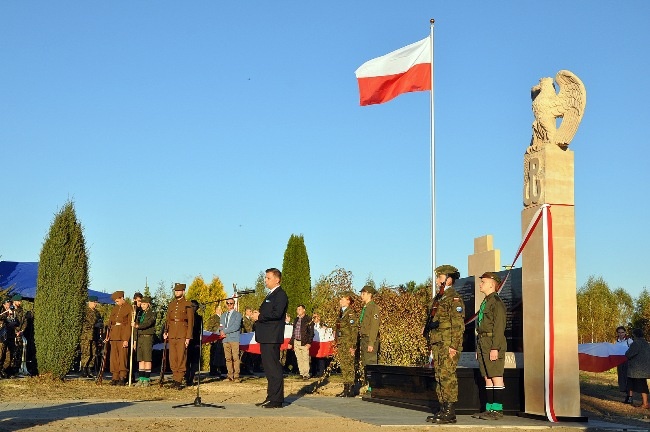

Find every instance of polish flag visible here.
[355,37,431,106]
[577,342,629,372]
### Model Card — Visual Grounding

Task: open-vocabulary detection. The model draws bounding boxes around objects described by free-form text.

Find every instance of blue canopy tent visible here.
[0,261,113,304]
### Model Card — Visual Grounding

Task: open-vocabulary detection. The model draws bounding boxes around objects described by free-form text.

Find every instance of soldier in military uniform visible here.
[425,265,466,424]
[472,272,507,420]
[132,295,156,386]
[10,295,27,374]
[336,291,358,397]
[80,295,103,378]
[0,298,18,377]
[163,283,194,388]
[107,291,133,385]
[358,285,380,394]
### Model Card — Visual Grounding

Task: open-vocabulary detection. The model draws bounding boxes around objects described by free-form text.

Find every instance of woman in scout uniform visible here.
[132,296,156,386]
[336,291,357,397]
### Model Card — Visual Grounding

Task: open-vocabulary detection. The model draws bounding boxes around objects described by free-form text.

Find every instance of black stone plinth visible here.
[364,364,524,415]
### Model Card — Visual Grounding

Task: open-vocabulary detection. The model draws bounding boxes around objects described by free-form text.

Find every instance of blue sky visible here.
[1,2,648,299]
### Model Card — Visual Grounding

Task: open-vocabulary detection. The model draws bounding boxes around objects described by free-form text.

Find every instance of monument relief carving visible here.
[527,70,586,154]
[523,157,542,206]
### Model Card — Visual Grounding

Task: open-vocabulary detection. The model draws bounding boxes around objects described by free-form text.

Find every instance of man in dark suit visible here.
[253,267,289,408]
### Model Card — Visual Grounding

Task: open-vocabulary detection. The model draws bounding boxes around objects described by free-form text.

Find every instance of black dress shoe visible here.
[255,400,270,407]
[262,402,283,409]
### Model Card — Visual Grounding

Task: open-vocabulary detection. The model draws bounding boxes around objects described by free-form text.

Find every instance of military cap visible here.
[141,295,152,303]
[111,290,125,301]
[173,283,186,291]
[480,272,502,285]
[11,294,22,301]
[2,298,10,303]
[435,264,459,276]
[360,285,377,295]
[339,290,354,299]
[88,295,98,302]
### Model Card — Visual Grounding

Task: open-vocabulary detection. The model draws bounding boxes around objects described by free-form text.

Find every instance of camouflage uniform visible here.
[429,286,465,403]
[80,301,102,376]
[336,304,358,383]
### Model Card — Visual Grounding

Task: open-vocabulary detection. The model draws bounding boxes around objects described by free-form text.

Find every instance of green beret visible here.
[480,272,502,285]
[360,285,377,295]
[435,264,459,277]
[11,294,22,301]
[3,298,10,303]
[88,295,98,302]
[142,296,152,303]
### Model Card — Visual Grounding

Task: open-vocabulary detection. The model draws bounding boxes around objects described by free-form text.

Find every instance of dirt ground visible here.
[0,372,648,431]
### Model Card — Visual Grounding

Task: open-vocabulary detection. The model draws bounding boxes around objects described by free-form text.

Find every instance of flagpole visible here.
[429,18,436,295]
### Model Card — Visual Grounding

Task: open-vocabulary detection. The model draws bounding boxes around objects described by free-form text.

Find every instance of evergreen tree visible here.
[281,234,311,314]
[34,201,89,379]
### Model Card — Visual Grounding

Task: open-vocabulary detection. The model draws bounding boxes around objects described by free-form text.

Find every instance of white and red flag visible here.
[355,37,432,106]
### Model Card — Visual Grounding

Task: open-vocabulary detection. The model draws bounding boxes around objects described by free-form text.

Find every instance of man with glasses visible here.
[220,298,242,382]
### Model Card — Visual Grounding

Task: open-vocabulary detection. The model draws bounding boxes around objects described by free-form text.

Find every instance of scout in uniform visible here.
[132,295,156,386]
[80,295,103,378]
[336,291,358,397]
[163,283,194,389]
[107,291,133,385]
[472,272,507,420]
[358,285,380,394]
[425,265,466,424]
[0,298,18,377]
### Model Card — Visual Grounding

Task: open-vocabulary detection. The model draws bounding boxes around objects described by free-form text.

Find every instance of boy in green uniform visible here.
[358,285,380,394]
[473,272,507,420]
[425,265,465,424]
[132,296,156,386]
[336,291,358,397]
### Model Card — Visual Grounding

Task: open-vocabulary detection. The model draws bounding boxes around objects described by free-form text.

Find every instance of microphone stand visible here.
[172,289,255,409]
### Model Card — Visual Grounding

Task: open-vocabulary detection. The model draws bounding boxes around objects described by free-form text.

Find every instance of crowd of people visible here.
[6,264,644,423]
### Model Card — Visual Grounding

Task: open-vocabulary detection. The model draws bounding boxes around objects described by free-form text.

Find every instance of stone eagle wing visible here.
[555,70,587,149]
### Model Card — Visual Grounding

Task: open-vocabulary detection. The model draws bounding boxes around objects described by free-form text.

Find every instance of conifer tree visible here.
[281,234,311,314]
[34,201,89,379]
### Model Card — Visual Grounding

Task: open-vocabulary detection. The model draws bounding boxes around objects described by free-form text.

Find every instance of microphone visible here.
[236,289,255,295]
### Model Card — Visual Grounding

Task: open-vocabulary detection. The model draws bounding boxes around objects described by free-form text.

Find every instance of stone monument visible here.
[521,70,586,420]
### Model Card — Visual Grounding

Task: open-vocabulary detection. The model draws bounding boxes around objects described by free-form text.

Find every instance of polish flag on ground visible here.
[578,342,629,372]
[355,37,431,106]
[239,325,335,358]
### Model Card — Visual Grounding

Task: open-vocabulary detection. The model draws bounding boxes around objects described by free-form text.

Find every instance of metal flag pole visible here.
[429,18,436,295]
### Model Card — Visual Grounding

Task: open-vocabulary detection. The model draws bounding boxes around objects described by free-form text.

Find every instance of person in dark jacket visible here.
[253,268,289,409]
[626,328,650,408]
[288,304,314,379]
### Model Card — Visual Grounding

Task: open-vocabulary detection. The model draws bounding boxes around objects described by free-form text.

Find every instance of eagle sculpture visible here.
[528,70,586,153]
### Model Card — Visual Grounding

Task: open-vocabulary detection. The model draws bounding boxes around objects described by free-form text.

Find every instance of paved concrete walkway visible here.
[0,396,643,430]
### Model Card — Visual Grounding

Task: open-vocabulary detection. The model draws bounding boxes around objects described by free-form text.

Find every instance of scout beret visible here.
[360,285,377,295]
[435,264,459,276]
[141,296,152,303]
[480,272,502,285]
[11,294,22,301]
[88,295,98,302]
[173,283,186,291]
[111,290,125,301]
